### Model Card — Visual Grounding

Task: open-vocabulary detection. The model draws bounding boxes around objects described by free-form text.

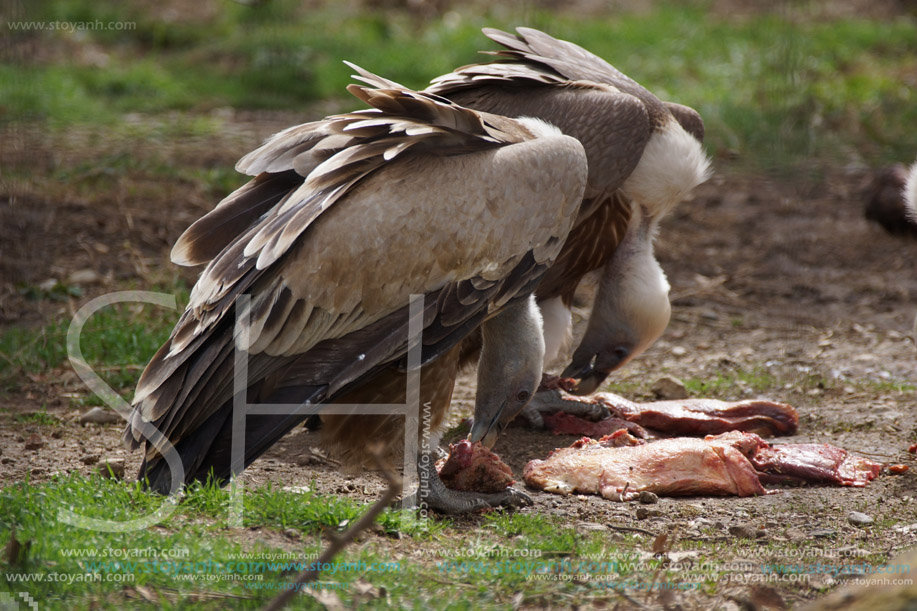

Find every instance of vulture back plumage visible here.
[124,74,588,492]
[428,27,711,391]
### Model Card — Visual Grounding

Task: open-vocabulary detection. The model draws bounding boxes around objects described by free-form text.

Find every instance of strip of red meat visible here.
[537,391,799,438]
[750,443,881,487]
[596,393,799,437]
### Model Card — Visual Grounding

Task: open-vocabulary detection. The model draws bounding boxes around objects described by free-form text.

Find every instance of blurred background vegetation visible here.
[3,0,916,172]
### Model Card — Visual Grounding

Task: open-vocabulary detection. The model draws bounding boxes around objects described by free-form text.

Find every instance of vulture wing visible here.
[427,27,710,392]
[124,77,587,491]
[428,29,658,207]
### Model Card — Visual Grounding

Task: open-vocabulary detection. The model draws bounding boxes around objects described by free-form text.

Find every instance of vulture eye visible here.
[516,390,531,403]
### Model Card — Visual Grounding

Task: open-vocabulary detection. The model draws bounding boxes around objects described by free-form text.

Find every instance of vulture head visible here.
[864,163,917,237]
[564,112,710,394]
[563,203,672,394]
[470,296,545,448]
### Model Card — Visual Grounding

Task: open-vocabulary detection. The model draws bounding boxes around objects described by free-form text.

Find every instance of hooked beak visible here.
[561,346,631,396]
[468,400,507,449]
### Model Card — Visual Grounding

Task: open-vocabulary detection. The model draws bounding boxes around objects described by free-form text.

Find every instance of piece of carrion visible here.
[542,391,798,438]
[437,440,515,493]
[523,430,881,501]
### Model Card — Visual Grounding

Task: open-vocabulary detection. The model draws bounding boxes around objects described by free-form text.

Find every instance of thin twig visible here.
[617,589,648,609]
[607,524,656,537]
[261,445,402,611]
[159,587,254,600]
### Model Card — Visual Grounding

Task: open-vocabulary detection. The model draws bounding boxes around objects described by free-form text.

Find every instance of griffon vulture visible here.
[314,29,712,468]
[124,78,587,513]
[426,27,712,396]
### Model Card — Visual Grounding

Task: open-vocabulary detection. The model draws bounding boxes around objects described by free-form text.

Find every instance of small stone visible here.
[848,512,874,527]
[97,458,126,479]
[283,528,300,540]
[78,407,122,425]
[51,430,63,439]
[24,434,45,451]
[810,528,836,538]
[729,524,761,540]
[637,491,659,504]
[671,346,687,357]
[0,457,14,464]
[576,522,607,532]
[635,507,661,520]
[30,468,45,476]
[651,375,688,400]
[68,269,102,285]
[785,527,806,542]
[81,454,100,465]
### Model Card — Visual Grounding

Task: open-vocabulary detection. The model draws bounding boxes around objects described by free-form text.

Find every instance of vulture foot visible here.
[404,452,533,515]
[518,388,611,429]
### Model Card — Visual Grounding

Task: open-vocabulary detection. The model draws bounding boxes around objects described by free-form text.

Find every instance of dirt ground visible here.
[1,112,916,609]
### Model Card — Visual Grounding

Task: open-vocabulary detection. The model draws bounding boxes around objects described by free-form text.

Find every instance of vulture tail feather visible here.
[140,384,327,495]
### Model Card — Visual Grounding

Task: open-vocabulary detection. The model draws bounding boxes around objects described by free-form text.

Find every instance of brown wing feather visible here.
[126,73,588,478]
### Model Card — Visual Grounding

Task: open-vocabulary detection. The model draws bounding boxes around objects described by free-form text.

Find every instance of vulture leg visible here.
[413,296,543,514]
[518,388,610,429]
[319,346,461,472]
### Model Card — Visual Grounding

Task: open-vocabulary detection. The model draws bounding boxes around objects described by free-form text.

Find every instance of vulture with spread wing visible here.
[124,78,588,513]
[427,27,712,397]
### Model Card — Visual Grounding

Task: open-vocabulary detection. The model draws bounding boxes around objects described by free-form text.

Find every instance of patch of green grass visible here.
[0,473,444,607]
[0,473,648,609]
[682,366,780,397]
[0,281,189,401]
[5,1,916,171]
[13,409,60,425]
[854,378,917,394]
[9,470,893,608]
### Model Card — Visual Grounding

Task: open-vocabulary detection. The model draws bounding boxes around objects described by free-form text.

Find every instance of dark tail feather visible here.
[140,384,326,494]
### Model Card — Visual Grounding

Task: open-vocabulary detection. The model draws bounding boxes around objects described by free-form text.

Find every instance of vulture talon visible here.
[515,388,611,429]
[518,404,545,429]
[410,451,532,515]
